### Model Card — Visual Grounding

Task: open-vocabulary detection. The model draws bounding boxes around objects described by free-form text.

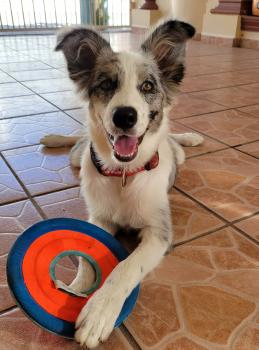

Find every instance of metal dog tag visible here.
[122,169,127,187]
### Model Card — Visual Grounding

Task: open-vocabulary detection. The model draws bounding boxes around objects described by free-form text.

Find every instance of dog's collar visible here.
[90,143,159,186]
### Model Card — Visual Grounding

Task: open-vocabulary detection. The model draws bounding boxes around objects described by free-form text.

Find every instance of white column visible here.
[171,0,208,36]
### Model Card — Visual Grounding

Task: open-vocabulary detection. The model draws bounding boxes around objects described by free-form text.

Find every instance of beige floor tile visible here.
[0,200,42,311]
[35,187,88,220]
[169,121,227,158]
[169,94,225,119]
[236,141,259,158]
[178,109,259,146]
[0,158,26,205]
[170,189,224,243]
[126,228,259,349]
[0,112,81,151]
[238,103,259,117]
[175,149,259,221]
[0,309,133,350]
[191,86,259,108]
[3,146,80,196]
[234,214,259,241]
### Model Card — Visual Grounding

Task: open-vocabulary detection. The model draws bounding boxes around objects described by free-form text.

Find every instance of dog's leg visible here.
[40,135,82,147]
[167,132,204,167]
[40,135,87,168]
[69,217,118,294]
[168,135,186,165]
[70,139,88,168]
[170,132,204,147]
[75,212,171,348]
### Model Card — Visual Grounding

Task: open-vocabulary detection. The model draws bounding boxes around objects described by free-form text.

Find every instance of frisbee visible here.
[7,218,140,338]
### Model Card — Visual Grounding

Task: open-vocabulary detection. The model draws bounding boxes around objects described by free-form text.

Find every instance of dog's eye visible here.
[141,81,154,93]
[99,79,114,91]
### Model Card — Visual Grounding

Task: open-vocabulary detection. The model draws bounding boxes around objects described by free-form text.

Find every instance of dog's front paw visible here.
[75,287,124,348]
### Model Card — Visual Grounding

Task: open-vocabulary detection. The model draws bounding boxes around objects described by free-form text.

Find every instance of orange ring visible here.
[22,229,118,322]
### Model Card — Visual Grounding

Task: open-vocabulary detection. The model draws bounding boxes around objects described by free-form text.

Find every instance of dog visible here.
[41,20,204,348]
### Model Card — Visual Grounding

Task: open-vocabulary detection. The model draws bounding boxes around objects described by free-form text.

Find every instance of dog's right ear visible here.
[56,27,113,89]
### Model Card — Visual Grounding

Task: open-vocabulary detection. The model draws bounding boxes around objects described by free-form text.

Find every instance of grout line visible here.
[174,223,229,247]
[0,109,58,121]
[0,92,35,100]
[174,187,230,225]
[181,79,259,95]
[171,105,230,119]
[232,210,259,225]
[0,61,61,73]
[120,324,142,350]
[186,147,229,160]
[185,144,259,161]
[0,306,18,317]
[230,224,259,246]
[2,69,84,123]
[14,86,71,93]
[174,119,259,161]
[0,196,28,208]
[174,187,259,247]
[0,108,83,124]
[186,63,259,78]
[29,197,47,220]
[175,119,232,147]
[0,153,46,218]
[232,147,259,161]
[0,144,40,153]
[32,184,80,199]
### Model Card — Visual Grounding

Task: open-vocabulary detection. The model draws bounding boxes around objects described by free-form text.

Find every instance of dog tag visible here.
[122,169,127,187]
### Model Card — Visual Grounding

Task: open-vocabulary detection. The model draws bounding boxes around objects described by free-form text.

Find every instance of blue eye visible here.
[99,79,114,91]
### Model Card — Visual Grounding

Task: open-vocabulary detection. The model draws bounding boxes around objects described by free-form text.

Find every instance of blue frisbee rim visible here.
[7,218,140,338]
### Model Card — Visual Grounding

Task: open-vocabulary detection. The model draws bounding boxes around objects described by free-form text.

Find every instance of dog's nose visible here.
[113,107,137,130]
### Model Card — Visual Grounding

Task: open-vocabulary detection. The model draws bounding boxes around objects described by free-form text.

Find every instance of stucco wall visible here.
[171,0,207,34]
[134,0,259,44]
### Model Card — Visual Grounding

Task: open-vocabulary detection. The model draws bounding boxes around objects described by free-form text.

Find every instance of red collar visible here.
[90,143,159,185]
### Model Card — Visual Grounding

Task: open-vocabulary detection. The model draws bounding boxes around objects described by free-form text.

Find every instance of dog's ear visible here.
[141,20,195,102]
[56,27,113,90]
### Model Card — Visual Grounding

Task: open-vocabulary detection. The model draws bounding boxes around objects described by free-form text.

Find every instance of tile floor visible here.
[0,32,259,350]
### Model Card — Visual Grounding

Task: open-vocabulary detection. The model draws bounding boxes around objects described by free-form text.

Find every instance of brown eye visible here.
[141,81,154,93]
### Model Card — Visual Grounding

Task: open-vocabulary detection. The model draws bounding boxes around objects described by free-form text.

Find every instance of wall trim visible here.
[211,0,252,15]
[241,15,259,31]
[131,27,148,34]
[240,37,259,48]
[201,34,241,46]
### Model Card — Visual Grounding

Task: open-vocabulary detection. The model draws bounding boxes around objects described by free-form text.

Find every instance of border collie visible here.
[41,20,203,348]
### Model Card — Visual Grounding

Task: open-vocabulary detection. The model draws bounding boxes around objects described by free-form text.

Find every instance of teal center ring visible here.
[49,250,102,296]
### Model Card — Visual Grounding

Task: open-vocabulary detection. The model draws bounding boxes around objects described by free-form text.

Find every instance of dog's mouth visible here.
[108,133,144,162]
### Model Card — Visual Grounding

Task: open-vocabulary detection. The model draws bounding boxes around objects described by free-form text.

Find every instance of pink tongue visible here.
[114,136,138,156]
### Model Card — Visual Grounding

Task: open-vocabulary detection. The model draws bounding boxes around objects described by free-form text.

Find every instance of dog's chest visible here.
[85,169,169,228]
[100,178,150,228]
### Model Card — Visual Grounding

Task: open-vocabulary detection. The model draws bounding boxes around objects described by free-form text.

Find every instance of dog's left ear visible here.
[141,20,195,102]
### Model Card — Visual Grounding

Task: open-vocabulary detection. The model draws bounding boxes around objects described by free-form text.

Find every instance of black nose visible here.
[113,107,137,130]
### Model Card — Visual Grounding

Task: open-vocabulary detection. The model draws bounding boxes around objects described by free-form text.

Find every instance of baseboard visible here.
[201,34,241,47]
[193,33,202,41]
[240,37,259,49]
[131,27,148,34]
